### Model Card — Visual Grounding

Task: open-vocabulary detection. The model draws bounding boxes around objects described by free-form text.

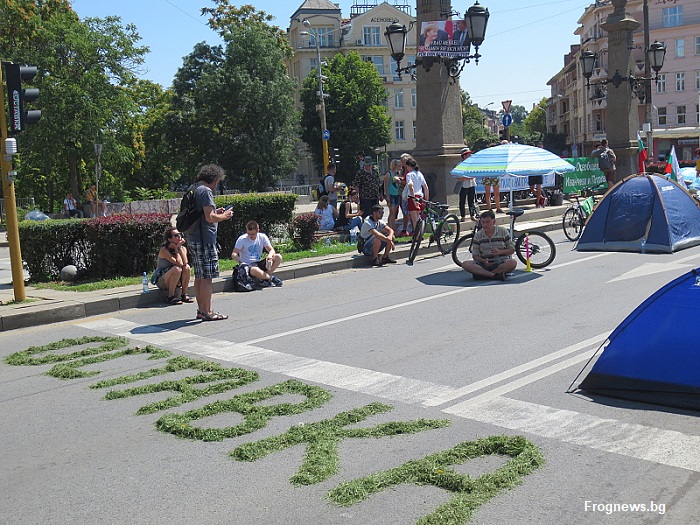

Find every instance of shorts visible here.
[476,256,506,272]
[482,177,500,187]
[388,194,401,206]
[188,243,219,280]
[528,175,543,185]
[362,237,387,256]
[407,196,425,212]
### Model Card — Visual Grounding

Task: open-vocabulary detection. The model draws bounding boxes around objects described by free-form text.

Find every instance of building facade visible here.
[286,0,416,184]
[547,0,700,161]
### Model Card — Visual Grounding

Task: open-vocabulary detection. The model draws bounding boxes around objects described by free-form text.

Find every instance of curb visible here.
[0,212,565,332]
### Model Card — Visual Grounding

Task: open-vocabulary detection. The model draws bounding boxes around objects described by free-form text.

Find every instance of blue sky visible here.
[71,0,591,109]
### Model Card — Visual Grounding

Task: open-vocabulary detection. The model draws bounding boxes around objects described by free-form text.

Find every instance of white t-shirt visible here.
[360,216,386,242]
[64,198,77,211]
[315,206,336,230]
[403,169,427,199]
[235,232,272,266]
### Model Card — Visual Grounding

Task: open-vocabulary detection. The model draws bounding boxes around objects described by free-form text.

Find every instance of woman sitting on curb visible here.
[152,226,194,305]
[315,195,338,231]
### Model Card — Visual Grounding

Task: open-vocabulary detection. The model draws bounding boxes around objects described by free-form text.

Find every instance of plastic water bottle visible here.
[326,237,331,248]
[641,238,646,254]
[350,227,358,244]
[142,272,149,293]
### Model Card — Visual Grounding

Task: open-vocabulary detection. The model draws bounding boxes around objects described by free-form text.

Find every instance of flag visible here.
[664,145,681,182]
[637,131,647,173]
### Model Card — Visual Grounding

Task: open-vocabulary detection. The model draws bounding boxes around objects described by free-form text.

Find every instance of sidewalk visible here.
[0,201,569,332]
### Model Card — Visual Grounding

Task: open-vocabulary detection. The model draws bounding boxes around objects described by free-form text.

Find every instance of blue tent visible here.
[576,173,700,253]
[577,268,700,411]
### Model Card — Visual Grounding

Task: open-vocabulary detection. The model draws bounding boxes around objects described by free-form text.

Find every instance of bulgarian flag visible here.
[664,145,681,182]
[637,131,647,173]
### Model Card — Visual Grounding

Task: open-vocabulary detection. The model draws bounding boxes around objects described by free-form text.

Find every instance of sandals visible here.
[197,310,228,321]
[181,294,195,303]
[167,296,183,305]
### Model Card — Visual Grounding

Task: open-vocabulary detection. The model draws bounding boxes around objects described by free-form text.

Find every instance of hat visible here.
[363,155,373,162]
[460,147,471,155]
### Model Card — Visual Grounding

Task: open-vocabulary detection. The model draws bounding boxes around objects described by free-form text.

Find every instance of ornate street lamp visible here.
[580,41,666,103]
[385,1,489,81]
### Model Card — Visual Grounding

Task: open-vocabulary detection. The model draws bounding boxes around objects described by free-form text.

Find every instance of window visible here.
[395,120,405,140]
[676,72,685,91]
[663,6,683,27]
[675,39,685,58]
[310,28,334,47]
[412,120,416,139]
[696,36,700,55]
[696,71,700,90]
[309,58,317,77]
[394,89,404,109]
[658,107,667,126]
[677,105,686,124]
[363,26,381,46]
[697,104,700,125]
[657,74,666,93]
[411,88,417,108]
[367,56,384,77]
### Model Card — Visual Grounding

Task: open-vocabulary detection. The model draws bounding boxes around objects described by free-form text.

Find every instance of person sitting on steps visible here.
[360,204,396,266]
[231,220,283,287]
[459,210,516,281]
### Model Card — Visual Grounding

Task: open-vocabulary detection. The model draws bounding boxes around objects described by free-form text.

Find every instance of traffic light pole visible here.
[0,64,26,301]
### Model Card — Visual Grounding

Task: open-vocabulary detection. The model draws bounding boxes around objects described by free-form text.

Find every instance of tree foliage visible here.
[300,52,391,181]
[163,4,298,190]
[0,0,149,210]
[461,91,497,151]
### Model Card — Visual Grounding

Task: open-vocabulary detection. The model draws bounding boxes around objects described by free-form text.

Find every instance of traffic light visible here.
[3,62,41,133]
[332,147,340,164]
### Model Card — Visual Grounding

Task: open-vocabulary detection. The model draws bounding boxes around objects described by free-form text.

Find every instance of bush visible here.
[288,213,319,250]
[19,214,172,281]
[213,193,296,255]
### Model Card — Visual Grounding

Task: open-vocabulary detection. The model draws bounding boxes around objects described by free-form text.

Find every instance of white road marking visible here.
[548,252,612,270]
[447,396,700,472]
[608,261,694,283]
[76,318,699,473]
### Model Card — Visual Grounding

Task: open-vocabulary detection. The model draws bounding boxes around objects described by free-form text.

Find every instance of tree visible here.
[300,52,391,181]
[0,0,149,210]
[164,4,298,190]
[523,98,547,138]
[509,104,528,125]
[461,91,497,151]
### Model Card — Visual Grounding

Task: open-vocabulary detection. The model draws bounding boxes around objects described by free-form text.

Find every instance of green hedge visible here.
[212,193,297,255]
[19,214,172,282]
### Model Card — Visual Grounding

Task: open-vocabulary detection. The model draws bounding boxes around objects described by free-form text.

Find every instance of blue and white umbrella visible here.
[451,143,575,180]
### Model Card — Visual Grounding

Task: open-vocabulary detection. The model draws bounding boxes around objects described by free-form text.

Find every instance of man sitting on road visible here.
[460,210,516,281]
[231,220,283,287]
[360,204,396,266]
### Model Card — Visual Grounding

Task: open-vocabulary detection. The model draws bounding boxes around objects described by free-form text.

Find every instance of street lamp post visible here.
[301,20,329,176]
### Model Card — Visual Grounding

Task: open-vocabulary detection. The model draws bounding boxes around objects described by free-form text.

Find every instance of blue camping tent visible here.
[576,173,700,253]
[577,268,700,411]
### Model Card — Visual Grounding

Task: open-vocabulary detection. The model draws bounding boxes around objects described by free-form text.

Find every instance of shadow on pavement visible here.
[417,269,542,287]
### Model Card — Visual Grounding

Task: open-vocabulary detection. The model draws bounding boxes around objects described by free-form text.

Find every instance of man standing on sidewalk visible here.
[184,164,233,322]
[353,156,383,219]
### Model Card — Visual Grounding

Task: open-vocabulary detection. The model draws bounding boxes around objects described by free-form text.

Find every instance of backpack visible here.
[318,174,332,197]
[176,185,203,233]
[598,150,612,170]
[232,264,258,292]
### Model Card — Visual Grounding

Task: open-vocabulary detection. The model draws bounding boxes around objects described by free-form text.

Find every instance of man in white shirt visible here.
[360,204,396,266]
[63,193,84,218]
[231,220,283,287]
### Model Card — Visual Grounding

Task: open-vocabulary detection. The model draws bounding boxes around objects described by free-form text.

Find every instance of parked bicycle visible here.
[451,209,556,269]
[562,183,606,241]
[407,197,461,264]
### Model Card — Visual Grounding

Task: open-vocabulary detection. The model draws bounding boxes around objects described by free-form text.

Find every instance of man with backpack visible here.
[181,164,233,322]
[592,139,617,189]
[323,163,338,208]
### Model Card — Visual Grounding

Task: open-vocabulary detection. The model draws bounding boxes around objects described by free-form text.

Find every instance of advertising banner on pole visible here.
[416,20,472,58]
[561,157,607,193]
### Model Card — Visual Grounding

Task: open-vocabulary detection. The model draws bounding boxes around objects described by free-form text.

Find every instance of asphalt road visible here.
[2,229,699,525]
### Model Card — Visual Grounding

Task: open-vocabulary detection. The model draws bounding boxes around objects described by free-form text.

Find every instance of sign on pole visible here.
[502,114,513,128]
[502,100,512,114]
[323,129,330,141]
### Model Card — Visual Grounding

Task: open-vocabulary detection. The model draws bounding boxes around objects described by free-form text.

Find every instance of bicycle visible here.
[407,197,461,264]
[562,183,606,241]
[451,209,556,270]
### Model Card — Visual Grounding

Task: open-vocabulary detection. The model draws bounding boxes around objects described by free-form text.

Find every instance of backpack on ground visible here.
[232,264,258,292]
[175,185,203,233]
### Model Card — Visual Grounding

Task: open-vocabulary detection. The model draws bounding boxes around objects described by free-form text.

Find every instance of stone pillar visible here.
[601,0,640,181]
[412,0,464,205]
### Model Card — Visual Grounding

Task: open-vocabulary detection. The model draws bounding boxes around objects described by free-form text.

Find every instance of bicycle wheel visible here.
[436,214,461,255]
[515,231,556,269]
[407,219,425,264]
[562,207,585,241]
[451,233,474,268]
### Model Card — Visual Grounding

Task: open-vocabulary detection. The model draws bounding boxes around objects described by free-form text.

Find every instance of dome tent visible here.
[576,173,700,253]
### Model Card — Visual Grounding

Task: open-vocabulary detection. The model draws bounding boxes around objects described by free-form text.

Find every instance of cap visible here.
[460,147,471,155]
[363,155,373,162]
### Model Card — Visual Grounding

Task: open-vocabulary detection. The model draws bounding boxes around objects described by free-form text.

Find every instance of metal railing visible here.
[0,197,36,218]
